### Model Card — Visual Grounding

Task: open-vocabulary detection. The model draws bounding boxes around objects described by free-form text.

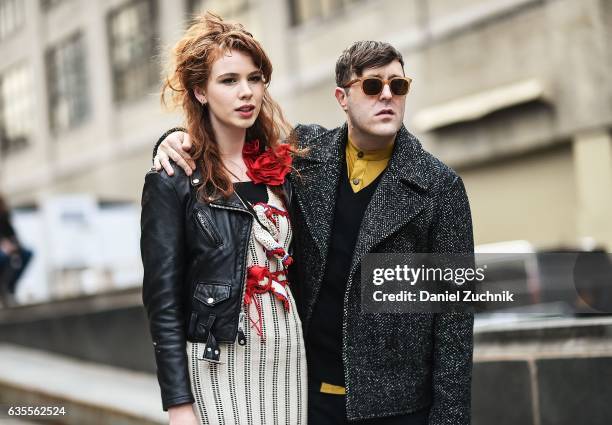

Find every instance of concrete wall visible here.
[462,144,577,247]
[0,289,155,372]
[473,318,612,425]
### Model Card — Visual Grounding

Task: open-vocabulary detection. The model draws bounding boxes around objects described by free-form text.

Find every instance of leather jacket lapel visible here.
[210,193,250,213]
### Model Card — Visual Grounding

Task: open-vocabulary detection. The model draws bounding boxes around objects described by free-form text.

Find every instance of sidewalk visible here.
[0,343,165,425]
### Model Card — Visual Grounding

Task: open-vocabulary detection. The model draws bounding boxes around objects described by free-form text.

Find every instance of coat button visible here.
[352,178,360,185]
[357,151,364,158]
[207,297,214,304]
[192,178,200,184]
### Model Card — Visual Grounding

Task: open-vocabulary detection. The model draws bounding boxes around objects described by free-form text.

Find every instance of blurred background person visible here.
[0,195,32,307]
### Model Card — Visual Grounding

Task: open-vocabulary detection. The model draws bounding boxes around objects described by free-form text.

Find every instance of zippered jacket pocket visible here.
[193,209,223,247]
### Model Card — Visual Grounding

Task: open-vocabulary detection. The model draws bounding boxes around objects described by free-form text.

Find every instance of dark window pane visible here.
[288,0,364,26]
[41,0,67,12]
[0,0,25,40]
[46,32,90,132]
[188,0,249,17]
[108,0,158,103]
[0,65,32,154]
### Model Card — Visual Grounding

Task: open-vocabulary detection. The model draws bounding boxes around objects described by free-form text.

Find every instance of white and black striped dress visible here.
[186,184,307,425]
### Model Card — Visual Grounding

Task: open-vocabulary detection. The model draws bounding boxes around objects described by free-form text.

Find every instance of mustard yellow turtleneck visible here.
[345,137,394,193]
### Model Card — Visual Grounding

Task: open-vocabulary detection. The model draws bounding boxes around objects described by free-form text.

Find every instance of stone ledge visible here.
[0,344,165,425]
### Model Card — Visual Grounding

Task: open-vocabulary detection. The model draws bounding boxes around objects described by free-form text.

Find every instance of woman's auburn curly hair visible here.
[162,12,298,201]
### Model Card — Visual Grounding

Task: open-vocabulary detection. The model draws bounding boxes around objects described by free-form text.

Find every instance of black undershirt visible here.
[234,181,267,204]
[306,160,383,387]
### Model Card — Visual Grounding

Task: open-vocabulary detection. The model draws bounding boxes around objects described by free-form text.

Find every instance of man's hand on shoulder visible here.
[153,130,196,176]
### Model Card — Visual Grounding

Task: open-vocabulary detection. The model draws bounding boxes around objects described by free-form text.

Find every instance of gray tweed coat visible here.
[288,123,474,423]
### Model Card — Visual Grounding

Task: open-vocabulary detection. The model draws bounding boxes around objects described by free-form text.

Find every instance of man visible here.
[153,41,474,424]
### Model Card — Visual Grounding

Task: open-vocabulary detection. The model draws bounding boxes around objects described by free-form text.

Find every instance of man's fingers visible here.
[177,154,194,176]
[182,133,193,153]
[172,132,195,170]
[160,132,195,171]
[153,156,162,171]
[160,157,174,176]
[166,146,194,176]
[184,135,196,170]
[157,151,174,176]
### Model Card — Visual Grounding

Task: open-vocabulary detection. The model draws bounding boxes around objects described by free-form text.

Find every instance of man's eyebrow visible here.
[362,73,403,79]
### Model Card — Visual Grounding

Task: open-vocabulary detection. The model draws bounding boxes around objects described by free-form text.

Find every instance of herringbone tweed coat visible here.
[288,123,474,423]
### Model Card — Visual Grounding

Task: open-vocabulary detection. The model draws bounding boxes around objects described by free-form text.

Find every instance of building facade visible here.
[0,0,611,251]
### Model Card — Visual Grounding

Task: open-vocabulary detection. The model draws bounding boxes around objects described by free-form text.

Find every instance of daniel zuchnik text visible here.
[370,264,515,303]
[372,290,515,302]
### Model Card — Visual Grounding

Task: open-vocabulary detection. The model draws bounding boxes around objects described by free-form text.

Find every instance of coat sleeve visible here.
[140,171,194,411]
[428,176,475,425]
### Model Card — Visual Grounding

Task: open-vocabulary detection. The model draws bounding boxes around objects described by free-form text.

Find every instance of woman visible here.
[141,13,306,425]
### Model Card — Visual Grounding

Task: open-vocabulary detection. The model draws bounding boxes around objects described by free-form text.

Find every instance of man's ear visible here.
[334,87,349,112]
[194,86,207,105]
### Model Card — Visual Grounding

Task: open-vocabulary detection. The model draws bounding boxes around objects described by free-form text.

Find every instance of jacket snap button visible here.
[207,297,214,304]
[193,178,200,184]
[352,178,360,185]
[357,151,364,158]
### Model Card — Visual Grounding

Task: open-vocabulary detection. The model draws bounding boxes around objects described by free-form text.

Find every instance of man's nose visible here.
[379,83,393,101]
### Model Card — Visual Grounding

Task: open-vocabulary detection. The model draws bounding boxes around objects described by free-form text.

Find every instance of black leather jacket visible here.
[140,166,291,411]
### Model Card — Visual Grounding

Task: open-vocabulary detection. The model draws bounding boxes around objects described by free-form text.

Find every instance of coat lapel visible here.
[348,126,431,282]
[291,125,346,261]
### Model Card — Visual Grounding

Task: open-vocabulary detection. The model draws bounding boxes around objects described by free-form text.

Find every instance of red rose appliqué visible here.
[243,140,292,186]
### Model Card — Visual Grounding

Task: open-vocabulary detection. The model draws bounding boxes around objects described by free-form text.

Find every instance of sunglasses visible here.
[343,76,413,96]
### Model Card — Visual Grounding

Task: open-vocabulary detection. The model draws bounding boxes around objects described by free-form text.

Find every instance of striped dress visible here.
[186,185,307,425]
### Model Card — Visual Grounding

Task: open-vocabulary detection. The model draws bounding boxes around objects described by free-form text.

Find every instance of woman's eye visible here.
[222,78,237,84]
[249,75,263,82]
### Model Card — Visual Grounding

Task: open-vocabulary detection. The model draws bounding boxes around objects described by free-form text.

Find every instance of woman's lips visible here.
[236,104,255,118]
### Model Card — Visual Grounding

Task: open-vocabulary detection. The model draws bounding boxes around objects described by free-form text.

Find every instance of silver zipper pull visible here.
[237,312,247,346]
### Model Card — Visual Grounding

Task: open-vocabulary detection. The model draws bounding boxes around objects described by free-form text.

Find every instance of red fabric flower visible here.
[243,141,292,186]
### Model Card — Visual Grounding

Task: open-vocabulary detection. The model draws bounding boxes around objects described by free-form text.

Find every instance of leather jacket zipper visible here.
[237,311,247,345]
[194,210,222,246]
[209,200,253,343]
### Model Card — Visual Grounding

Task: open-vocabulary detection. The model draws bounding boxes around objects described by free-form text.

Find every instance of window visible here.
[40,0,68,11]
[0,65,33,154]
[0,0,25,40]
[187,0,249,18]
[107,0,158,103]
[288,0,360,26]
[46,32,89,132]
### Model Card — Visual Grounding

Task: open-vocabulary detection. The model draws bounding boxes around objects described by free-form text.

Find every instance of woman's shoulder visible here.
[143,166,194,200]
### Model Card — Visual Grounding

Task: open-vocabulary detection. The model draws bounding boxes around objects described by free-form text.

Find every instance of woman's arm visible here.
[140,170,194,411]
